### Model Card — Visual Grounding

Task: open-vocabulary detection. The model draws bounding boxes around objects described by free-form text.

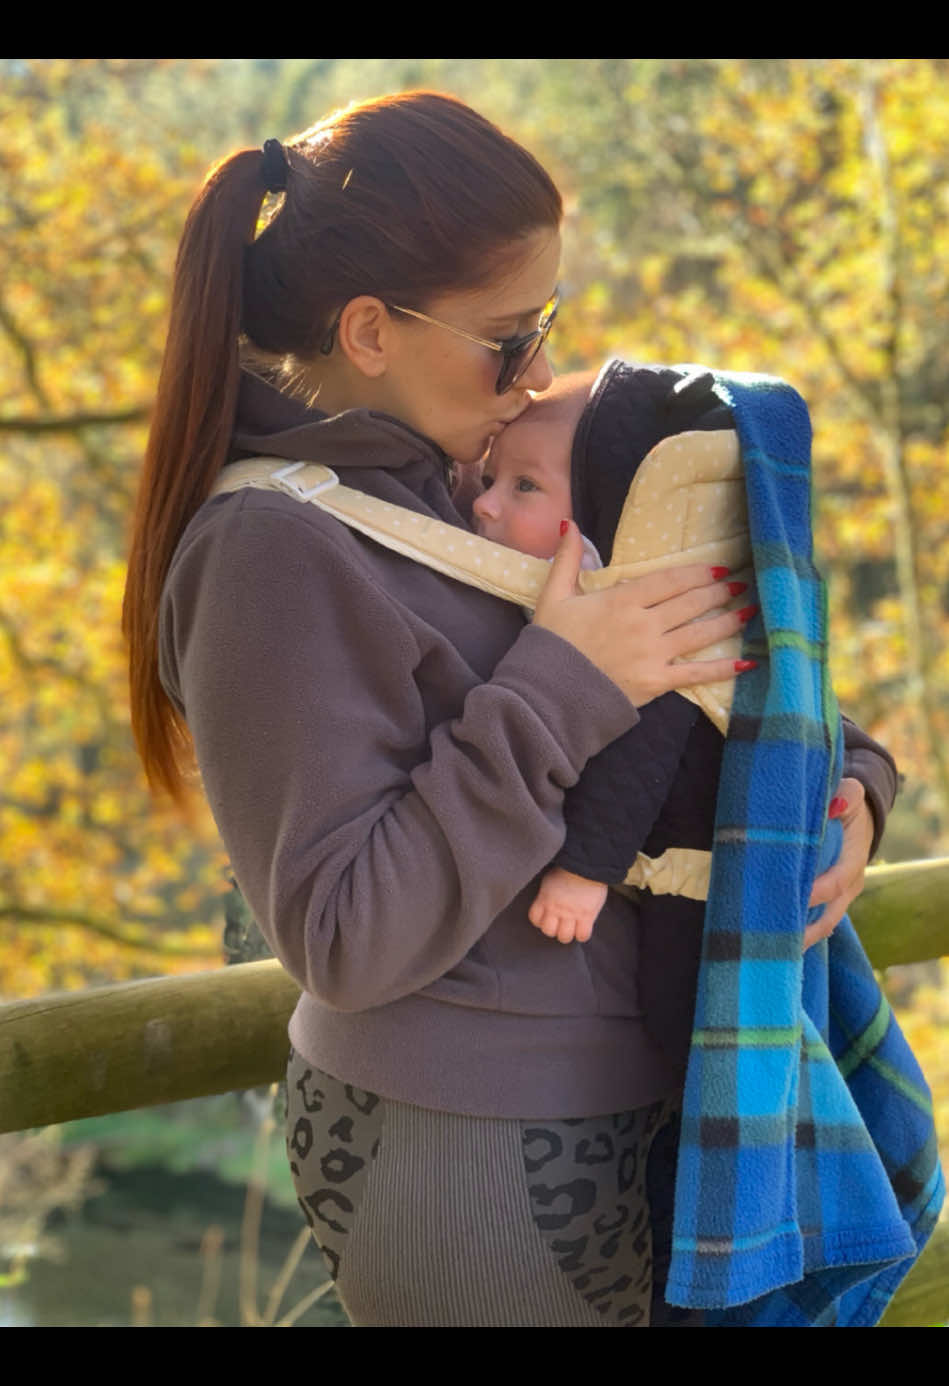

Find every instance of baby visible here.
[472,367,749,946]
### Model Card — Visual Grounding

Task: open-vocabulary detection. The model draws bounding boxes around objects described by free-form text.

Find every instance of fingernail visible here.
[560,519,570,536]
[711,566,731,579]
[727,581,748,597]
[828,796,849,818]
[737,604,758,622]
[734,659,758,672]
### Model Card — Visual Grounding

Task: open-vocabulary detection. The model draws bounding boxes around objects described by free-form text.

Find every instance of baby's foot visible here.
[528,867,609,945]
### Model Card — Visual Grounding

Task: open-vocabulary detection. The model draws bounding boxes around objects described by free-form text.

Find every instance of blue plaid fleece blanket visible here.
[665,370,944,1326]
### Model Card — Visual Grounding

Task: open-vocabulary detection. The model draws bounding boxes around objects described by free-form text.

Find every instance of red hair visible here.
[123,92,562,801]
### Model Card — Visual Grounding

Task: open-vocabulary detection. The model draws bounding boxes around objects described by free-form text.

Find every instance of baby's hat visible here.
[569,360,730,564]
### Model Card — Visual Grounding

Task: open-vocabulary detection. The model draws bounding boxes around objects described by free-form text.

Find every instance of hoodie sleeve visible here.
[841,715,900,858]
[159,491,639,1012]
[552,693,701,882]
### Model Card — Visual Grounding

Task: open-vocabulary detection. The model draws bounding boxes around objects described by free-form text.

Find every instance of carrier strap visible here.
[210,440,752,902]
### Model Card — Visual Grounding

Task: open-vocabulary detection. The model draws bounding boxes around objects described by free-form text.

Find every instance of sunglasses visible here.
[387,291,559,394]
[320,291,560,395]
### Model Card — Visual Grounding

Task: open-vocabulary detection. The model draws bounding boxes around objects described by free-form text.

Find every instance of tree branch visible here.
[860,70,949,821]
[0,608,113,722]
[0,902,219,956]
[0,406,149,433]
[0,297,52,409]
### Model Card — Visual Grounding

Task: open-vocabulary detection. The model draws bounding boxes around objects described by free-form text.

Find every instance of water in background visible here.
[0,1093,348,1328]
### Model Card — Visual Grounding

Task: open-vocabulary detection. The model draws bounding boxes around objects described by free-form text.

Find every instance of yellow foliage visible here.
[889,960,949,1178]
[0,61,228,998]
[2,59,949,1041]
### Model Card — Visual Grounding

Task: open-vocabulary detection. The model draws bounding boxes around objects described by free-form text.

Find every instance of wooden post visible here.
[844,857,949,969]
[0,960,300,1132]
[878,1222,949,1327]
[4,859,949,1135]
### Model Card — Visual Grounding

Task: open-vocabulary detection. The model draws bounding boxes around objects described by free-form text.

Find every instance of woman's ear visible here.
[335,296,392,379]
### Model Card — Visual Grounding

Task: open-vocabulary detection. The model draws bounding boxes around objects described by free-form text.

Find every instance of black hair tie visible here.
[261,139,288,193]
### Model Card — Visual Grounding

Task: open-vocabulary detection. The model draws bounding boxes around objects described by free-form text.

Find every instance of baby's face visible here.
[472,413,573,559]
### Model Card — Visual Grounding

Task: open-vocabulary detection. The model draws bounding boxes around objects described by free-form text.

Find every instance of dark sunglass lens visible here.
[495,304,557,393]
[496,339,538,394]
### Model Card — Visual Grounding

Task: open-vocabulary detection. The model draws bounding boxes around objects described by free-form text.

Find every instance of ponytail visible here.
[123,149,270,801]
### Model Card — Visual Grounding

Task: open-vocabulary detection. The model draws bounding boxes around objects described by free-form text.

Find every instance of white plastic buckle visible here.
[298,475,338,501]
[270,461,338,501]
[271,461,307,482]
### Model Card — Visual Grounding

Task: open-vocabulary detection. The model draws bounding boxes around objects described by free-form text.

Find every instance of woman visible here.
[124,92,896,1327]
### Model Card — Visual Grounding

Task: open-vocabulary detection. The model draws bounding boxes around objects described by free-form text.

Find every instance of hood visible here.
[229,367,465,525]
[570,360,731,564]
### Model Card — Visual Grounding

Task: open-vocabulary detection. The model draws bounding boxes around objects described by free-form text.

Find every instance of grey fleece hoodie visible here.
[158,370,897,1119]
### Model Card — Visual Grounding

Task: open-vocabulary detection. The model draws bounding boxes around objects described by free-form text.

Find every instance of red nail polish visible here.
[560,519,570,536]
[737,604,758,622]
[734,659,758,672]
[828,796,849,818]
[727,581,748,597]
[711,566,731,579]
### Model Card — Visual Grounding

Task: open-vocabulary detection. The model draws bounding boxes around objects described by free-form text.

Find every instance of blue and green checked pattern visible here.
[666,371,944,1326]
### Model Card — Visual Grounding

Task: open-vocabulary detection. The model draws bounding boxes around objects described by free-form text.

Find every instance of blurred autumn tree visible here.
[515,58,949,856]
[3,57,948,1000]
[0,60,225,994]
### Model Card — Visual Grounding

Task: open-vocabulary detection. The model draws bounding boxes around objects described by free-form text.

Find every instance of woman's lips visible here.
[494,398,531,431]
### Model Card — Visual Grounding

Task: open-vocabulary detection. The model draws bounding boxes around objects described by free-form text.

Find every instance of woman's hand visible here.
[804,778,874,949]
[533,521,753,707]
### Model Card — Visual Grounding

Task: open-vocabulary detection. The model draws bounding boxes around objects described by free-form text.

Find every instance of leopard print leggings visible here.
[286,1050,700,1327]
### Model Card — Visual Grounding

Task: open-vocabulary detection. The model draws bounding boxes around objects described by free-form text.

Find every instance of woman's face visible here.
[379,228,561,464]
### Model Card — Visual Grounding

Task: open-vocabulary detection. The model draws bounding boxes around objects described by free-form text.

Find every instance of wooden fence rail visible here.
[2,856,948,1325]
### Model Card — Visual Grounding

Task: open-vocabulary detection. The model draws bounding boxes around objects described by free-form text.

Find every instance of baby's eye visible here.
[515,477,539,493]
[481,474,495,490]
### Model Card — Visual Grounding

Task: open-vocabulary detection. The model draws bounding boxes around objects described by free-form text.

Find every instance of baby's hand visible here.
[528,867,609,945]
